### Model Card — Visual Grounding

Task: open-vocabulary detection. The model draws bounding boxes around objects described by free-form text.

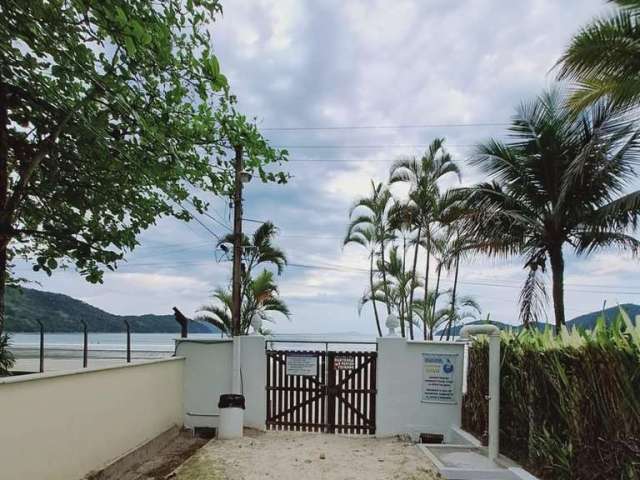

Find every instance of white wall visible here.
[376,337,465,441]
[176,336,266,430]
[0,357,184,480]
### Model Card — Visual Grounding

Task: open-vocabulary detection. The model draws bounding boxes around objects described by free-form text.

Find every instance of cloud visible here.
[16,0,632,334]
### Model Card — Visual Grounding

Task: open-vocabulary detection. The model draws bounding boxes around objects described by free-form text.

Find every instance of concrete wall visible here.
[176,339,233,429]
[176,336,266,430]
[0,357,184,480]
[376,337,465,441]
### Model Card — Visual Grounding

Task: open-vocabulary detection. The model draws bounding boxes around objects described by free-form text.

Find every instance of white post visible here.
[232,336,242,394]
[488,333,500,462]
[460,324,501,463]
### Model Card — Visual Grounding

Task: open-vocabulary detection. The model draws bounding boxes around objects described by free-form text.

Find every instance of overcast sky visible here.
[16,0,640,334]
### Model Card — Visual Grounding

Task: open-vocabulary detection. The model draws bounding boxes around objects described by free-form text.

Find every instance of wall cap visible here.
[0,356,184,386]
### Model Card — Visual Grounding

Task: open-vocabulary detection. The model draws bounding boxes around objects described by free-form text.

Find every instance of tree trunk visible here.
[445,255,460,341]
[0,80,9,337]
[549,243,566,334]
[408,226,421,340]
[369,253,382,337]
[401,234,410,338]
[379,238,391,316]
[431,263,442,340]
[422,233,431,340]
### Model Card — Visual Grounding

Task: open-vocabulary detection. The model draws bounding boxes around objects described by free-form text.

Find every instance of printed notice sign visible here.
[334,355,355,370]
[421,353,458,404]
[286,353,318,376]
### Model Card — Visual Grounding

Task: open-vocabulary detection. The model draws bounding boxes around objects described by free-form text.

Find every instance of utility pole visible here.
[231,144,244,337]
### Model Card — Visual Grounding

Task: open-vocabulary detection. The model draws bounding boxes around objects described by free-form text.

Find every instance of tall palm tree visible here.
[360,246,420,335]
[344,224,383,336]
[347,181,395,328]
[387,200,418,338]
[557,0,640,110]
[461,89,640,332]
[197,270,290,336]
[390,139,460,339]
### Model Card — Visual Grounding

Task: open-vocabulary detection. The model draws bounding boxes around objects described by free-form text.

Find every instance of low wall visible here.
[376,337,465,441]
[0,357,184,480]
[176,335,266,430]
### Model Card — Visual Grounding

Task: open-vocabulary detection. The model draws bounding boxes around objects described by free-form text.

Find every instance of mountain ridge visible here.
[4,287,216,334]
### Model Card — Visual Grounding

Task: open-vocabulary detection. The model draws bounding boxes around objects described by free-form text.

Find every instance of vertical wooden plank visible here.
[350,354,356,433]
[266,352,272,430]
[279,352,285,431]
[327,352,336,433]
[362,352,369,435]
[369,352,377,434]
[320,351,326,433]
[301,369,307,431]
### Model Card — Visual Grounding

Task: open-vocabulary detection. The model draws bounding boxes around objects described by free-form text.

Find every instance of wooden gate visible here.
[266,350,377,434]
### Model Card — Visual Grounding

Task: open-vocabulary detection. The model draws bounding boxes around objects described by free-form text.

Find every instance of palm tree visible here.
[557,0,640,110]
[359,246,421,335]
[198,270,290,336]
[344,224,383,336]
[460,89,640,332]
[387,200,418,338]
[412,293,447,340]
[390,139,460,339]
[218,221,287,277]
[347,181,395,327]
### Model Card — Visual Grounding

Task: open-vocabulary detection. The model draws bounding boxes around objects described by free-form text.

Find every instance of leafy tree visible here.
[197,270,290,336]
[557,0,640,110]
[460,89,640,332]
[0,0,287,337]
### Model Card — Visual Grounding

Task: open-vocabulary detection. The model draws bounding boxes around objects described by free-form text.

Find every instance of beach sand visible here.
[175,430,439,480]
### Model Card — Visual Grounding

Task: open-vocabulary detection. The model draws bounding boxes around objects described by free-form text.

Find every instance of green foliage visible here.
[462,308,640,479]
[0,0,288,335]
[460,88,640,330]
[557,0,640,110]
[4,286,215,333]
[0,333,15,375]
[197,270,290,336]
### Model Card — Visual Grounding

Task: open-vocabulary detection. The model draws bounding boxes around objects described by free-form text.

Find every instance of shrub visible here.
[462,309,640,479]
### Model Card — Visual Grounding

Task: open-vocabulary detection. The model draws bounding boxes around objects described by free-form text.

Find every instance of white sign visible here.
[422,353,458,404]
[286,353,318,376]
[334,355,355,370]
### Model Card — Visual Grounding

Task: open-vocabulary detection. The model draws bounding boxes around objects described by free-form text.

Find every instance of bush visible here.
[0,333,15,376]
[462,310,640,479]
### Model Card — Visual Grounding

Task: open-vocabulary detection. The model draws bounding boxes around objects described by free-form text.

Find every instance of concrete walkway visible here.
[173,430,438,480]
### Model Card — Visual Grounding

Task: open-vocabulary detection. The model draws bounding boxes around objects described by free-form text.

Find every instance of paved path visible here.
[174,430,438,480]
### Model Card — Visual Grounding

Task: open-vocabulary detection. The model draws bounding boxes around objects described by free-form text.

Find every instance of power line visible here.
[274,144,476,149]
[261,122,509,131]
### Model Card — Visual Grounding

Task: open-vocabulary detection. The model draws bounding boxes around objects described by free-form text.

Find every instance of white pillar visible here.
[232,336,242,394]
[488,333,500,462]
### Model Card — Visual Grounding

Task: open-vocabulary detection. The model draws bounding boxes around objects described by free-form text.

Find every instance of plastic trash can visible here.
[218,394,245,439]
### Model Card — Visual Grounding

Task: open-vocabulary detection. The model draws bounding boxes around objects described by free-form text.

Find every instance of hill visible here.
[4,287,217,334]
[436,304,640,337]
[567,303,640,330]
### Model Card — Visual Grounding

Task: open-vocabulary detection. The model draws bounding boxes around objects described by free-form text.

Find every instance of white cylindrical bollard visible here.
[218,394,245,439]
[488,333,500,462]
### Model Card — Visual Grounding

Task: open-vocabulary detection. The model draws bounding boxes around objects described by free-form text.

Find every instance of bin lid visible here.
[218,393,245,409]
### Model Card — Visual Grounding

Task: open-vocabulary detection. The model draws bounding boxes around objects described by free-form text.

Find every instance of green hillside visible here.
[5,287,216,333]
[437,304,640,337]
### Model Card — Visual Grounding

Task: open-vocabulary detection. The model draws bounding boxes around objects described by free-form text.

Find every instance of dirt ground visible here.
[172,430,440,480]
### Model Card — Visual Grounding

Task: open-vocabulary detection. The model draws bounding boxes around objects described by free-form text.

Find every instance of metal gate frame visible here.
[266,346,377,434]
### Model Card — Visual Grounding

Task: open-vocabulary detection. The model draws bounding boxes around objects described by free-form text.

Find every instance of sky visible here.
[14,0,640,334]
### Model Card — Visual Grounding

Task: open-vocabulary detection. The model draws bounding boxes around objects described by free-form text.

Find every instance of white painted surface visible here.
[238,335,266,429]
[376,337,464,440]
[176,336,266,430]
[218,407,244,439]
[176,339,233,429]
[0,358,184,480]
